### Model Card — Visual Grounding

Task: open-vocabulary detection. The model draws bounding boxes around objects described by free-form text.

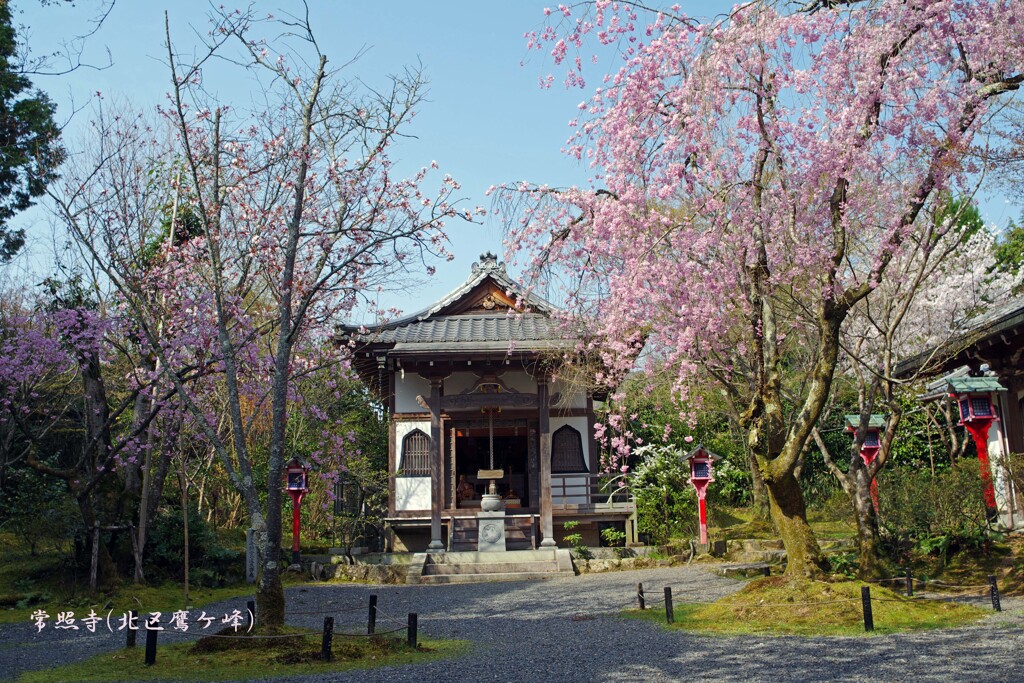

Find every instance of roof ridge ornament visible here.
[471,251,506,274]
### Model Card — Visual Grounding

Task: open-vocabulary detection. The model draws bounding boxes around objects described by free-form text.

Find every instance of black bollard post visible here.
[247,600,257,629]
[126,609,138,648]
[638,582,646,610]
[321,617,334,662]
[144,627,158,666]
[664,587,674,625]
[408,613,418,648]
[989,575,1002,612]
[861,586,874,632]
[905,568,913,597]
[368,594,378,635]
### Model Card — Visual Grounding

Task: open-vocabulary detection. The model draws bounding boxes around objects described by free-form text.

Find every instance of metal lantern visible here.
[681,445,722,545]
[946,376,1006,522]
[284,457,311,565]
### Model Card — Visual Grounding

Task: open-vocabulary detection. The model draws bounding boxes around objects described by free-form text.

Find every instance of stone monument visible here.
[477,470,506,552]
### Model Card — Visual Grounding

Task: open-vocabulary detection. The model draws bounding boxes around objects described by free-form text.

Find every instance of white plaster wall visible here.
[992,396,1024,530]
[393,419,433,512]
[444,372,477,395]
[502,370,537,393]
[551,415,592,505]
[551,383,588,409]
[394,420,431,468]
[395,477,431,511]
[394,372,431,413]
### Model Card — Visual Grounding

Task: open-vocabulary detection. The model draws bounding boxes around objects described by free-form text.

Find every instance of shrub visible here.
[630,444,697,545]
[879,460,990,563]
[0,469,78,556]
[145,502,241,587]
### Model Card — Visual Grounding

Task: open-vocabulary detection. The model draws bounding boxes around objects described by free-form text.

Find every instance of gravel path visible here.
[3,566,1022,682]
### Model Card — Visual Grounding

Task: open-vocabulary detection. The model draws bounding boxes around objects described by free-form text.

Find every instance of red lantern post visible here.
[844,414,886,514]
[947,377,1006,523]
[285,458,311,565]
[682,445,722,545]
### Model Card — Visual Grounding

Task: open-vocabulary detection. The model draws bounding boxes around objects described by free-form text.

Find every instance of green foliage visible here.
[0,2,64,261]
[561,520,592,560]
[145,502,241,587]
[879,460,991,563]
[614,369,750,503]
[599,525,632,558]
[933,193,985,239]
[0,468,78,556]
[629,443,697,545]
[993,216,1024,284]
[827,551,858,578]
[711,457,751,507]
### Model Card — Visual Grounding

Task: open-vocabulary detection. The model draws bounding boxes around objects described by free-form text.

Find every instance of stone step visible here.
[426,550,560,564]
[417,571,569,585]
[451,540,533,552]
[424,560,561,575]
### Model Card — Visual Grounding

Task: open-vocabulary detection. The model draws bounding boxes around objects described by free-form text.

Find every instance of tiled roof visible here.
[338,252,574,353]
[368,313,564,345]
[946,376,1007,393]
[843,414,887,429]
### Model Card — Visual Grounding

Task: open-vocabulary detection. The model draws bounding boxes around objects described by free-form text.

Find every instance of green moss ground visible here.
[624,576,988,636]
[16,630,469,682]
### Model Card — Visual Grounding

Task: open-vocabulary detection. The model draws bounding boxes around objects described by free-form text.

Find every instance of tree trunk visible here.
[765,471,828,577]
[748,450,769,521]
[253,523,285,628]
[852,468,883,579]
[76,493,118,586]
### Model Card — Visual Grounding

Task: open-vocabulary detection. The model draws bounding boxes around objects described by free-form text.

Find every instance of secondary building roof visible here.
[895,293,1024,379]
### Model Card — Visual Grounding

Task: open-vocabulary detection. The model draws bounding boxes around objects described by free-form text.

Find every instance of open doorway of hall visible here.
[452,422,530,509]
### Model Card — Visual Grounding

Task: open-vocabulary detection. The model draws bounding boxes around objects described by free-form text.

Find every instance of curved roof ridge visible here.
[337,252,558,334]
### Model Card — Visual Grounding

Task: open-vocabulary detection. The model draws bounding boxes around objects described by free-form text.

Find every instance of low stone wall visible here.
[307,552,415,584]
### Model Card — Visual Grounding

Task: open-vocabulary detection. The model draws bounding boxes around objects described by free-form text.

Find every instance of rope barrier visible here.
[333,626,408,638]
[371,605,414,630]
[918,579,991,589]
[159,629,320,640]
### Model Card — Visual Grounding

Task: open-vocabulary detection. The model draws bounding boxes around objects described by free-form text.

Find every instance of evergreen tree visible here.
[0,0,63,261]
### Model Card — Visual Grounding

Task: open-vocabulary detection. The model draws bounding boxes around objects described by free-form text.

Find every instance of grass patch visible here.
[16,629,469,682]
[1,578,273,626]
[624,576,988,636]
[0,531,321,625]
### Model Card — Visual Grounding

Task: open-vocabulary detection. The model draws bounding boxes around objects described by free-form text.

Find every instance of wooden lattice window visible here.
[552,425,588,474]
[399,430,431,476]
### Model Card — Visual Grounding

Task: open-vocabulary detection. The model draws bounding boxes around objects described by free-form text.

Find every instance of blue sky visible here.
[10,1,1022,317]
[14,0,599,316]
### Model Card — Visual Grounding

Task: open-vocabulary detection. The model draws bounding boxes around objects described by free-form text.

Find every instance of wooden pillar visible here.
[538,376,556,547]
[449,427,457,511]
[427,378,444,551]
